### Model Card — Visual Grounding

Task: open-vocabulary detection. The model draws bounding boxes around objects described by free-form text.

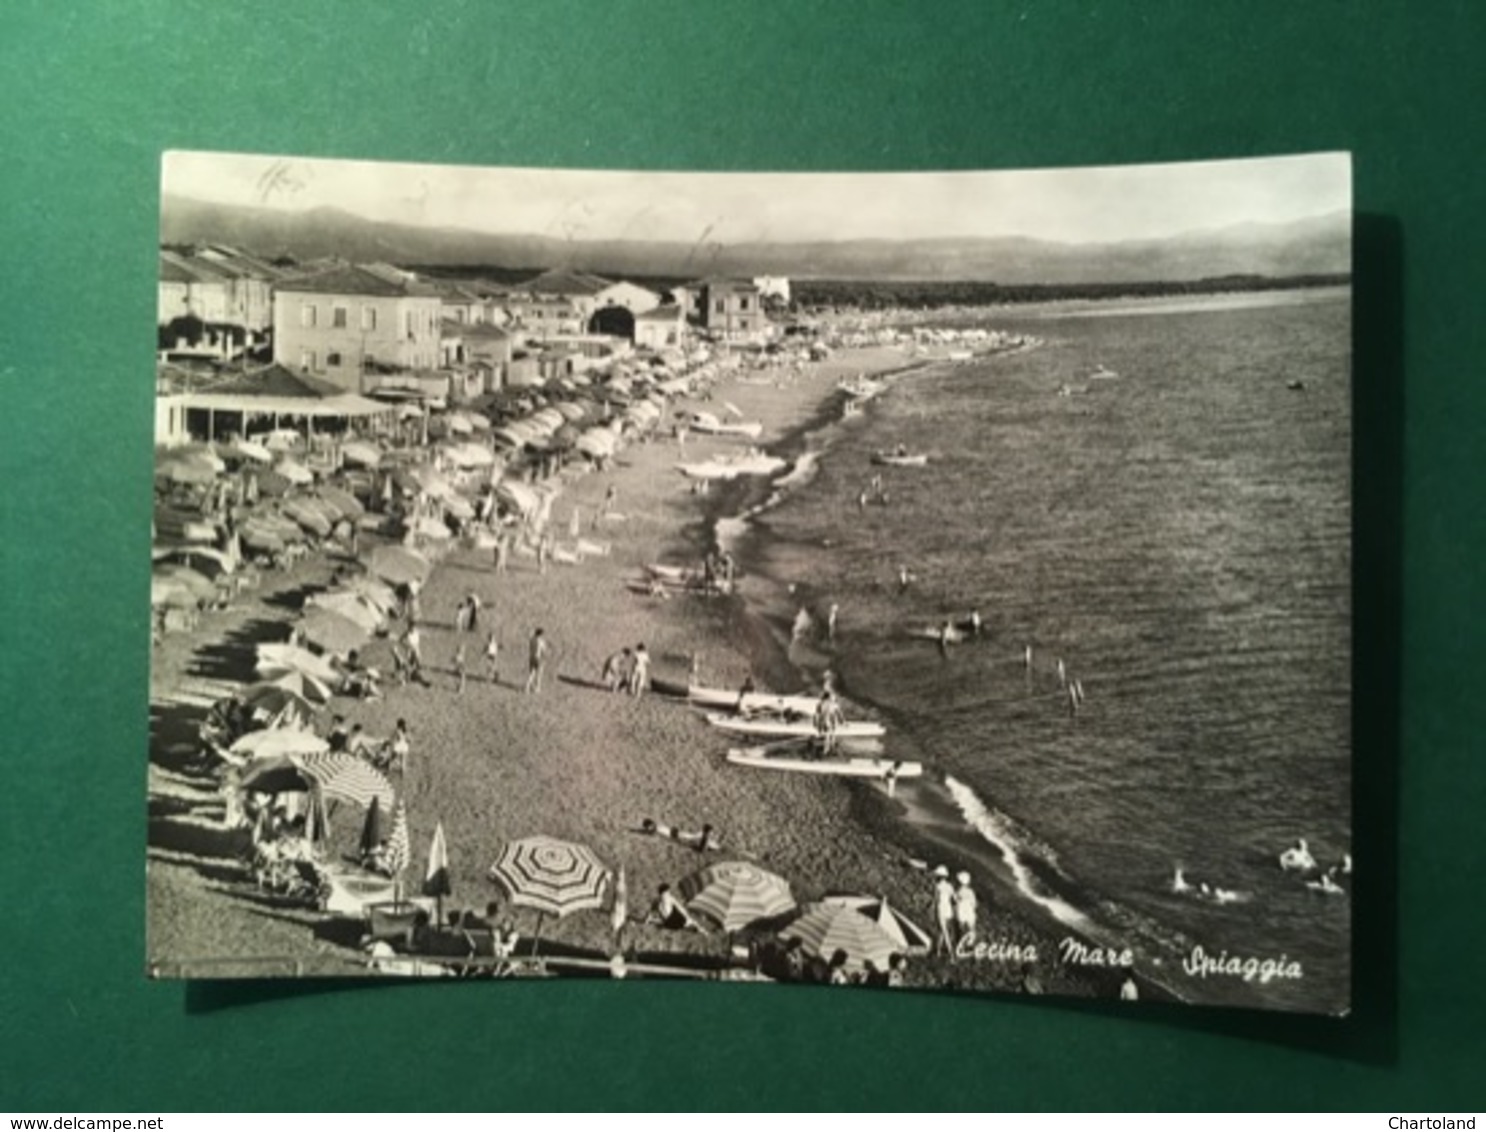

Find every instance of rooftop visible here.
[275,263,440,298]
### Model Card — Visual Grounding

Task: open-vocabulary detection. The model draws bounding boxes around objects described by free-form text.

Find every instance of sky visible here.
[163,151,1350,246]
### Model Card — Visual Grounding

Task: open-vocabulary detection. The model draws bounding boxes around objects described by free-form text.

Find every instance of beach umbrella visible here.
[464,410,491,431]
[283,499,332,537]
[780,901,901,973]
[341,441,384,469]
[397,404,425,421]
[678,860,796,933]
[611,866,628,942]
[306,590,383,634]
[820,894,932,956]
[384,802,412,876]
[340,575,399,615]
[161,545,236,578]
[359,795,387,857]
[153,565,216,602]
[256,643,340,685]
[299,751,397,811]
[298,606,371,656]
[439,494,475,521]
[240,680,318,719]
[275,459,314,486]
[150,577,197,609]
[158,457,218,486]
[230,729,329,761]
[411,515,453,541]
[444,412,474,435]
[494,481,539,517]
[261,667,335,706]
[226,438,273,464]
[423,821,452,923]
[489,836,609,920]
[255,470,293,498]
[262,428,302,450]
[555,401,587,422]
[319,485,365,518]
[365,544,431,587]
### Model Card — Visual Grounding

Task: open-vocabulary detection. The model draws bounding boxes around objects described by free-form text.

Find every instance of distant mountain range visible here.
[160,194,1350,284]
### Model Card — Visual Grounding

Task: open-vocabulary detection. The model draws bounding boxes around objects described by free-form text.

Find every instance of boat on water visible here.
[1090,364,1119,380]
[706,713,886,740]
[726,744,922,779]
[871,451,929,468]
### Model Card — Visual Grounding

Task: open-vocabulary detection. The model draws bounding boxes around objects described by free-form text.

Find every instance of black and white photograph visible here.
[149,150,1351,1013]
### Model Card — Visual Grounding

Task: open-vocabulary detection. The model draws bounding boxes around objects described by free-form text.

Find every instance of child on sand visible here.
[524,628,548,694]
[453,643,467,694]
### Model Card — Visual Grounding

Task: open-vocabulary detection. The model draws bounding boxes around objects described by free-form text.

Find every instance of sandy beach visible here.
[149,343,1105,996]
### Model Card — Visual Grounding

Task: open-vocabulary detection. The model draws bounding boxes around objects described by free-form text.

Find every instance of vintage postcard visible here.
[150,151,1351,1012]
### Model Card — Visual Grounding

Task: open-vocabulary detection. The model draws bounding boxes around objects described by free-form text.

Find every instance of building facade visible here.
[634,304,686,349]
[272,264,443,392]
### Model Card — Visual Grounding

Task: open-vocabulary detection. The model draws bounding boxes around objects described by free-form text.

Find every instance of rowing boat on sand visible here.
[706,713,885,739]
[726,744,921,779]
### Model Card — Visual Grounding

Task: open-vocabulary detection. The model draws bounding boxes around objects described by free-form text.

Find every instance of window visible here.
[362,306,377,331]
[404,310,414,338]
[739,318,751,331]
[327,351,342,366]
[300,303,316,328]
[740,297,750,311]
[332,306,348,328]
[300,349,316,371]
[714,299,726,313]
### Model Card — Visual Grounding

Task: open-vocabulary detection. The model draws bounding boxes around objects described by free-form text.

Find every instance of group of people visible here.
[600,643,652,696]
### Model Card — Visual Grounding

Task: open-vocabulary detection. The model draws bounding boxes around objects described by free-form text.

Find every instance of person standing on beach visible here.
[933,866,956,958]
[826,602,839,643]
[493,532,509,576]
[484,629,501,685]
[453,642,467,694]
[403,625,428,686]
[524,628,548,694]
[629,643,651,697]
[953,871,978,949]
[536,533,550,575]
[454,596,472,635]
[898,565,912,594]
[937,619,954,660]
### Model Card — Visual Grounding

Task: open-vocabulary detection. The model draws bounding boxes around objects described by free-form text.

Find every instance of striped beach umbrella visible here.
[678,860,796,933]
[781,902,902,973]
[384,802,411,875]
[488,836,609,919]
[298,751,396,811]
[820,894,932,956]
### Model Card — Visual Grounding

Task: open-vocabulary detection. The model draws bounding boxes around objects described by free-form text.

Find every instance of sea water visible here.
[726,289,1352,1012]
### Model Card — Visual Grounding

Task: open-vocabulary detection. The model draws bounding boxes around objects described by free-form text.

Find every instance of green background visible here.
[2,0,1482,1111]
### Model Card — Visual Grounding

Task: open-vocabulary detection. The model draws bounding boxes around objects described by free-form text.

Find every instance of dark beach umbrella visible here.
[359,795,386,857]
